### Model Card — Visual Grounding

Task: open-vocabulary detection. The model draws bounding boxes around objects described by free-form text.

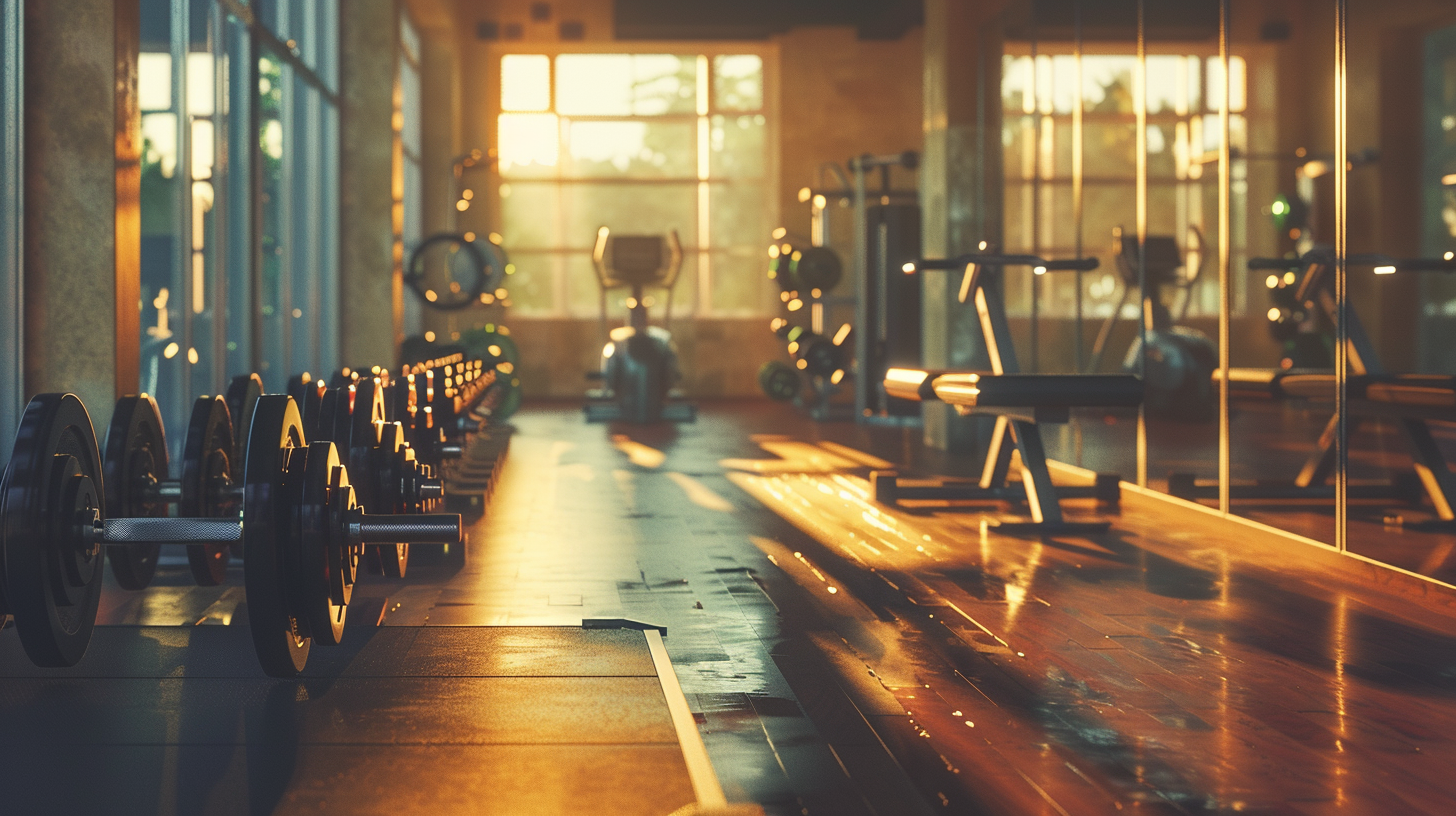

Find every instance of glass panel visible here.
[0,0,21,439]
[562,119,694,178]
[561,182,696,251]
[501,54,550,112]
[709,182,769,251]
[555,53,696,116]
[709,113,765,178]
[1342,6,1456,578]
[498,112,559,178]
[138,0,186,454]
[710,250,771,314]
[499,181,561,249]
[713,54,762,111]
[501,252,560,315]
[258,52,289,391]
[224,11,251,378]
[186,6,218,402]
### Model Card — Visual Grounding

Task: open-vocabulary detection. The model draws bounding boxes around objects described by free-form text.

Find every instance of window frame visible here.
[485,41,781,320]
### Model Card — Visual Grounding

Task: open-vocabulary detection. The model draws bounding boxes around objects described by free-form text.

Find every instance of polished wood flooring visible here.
[5,401,1456,814]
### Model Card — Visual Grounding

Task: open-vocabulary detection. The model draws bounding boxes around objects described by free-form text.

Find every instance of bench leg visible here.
[979,415,1015,491]
[1401,418,1456,522]
[993,420,1110,535]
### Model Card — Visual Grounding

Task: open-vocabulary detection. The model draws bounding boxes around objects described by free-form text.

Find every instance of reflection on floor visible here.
[5,401,1456,814]
[1044,401,1456,583]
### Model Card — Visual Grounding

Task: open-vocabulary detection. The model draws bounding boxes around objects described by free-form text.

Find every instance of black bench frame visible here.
[1174,252,1456,525]
[872,253,1138,534]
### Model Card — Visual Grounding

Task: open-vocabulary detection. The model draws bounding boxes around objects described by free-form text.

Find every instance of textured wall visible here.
[340,0,402,369]
[24,0,117,427]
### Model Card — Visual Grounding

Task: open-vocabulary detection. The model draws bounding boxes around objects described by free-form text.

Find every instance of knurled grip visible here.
[352,513,461,544]
[103,516,242,543]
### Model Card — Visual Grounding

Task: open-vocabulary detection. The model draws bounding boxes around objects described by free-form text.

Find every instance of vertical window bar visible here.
[0,0,21,446]
[1135,0,1148,487]
[697,54,710,316]
[1334,0,1349,552]
[1072,3,1084,374]
[1029,25,1039,372]
[1217,0,1231,514]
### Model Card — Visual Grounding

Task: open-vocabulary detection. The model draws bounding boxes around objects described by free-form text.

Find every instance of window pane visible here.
[139,52,172,110]
[562,182,696,251]
[501,54,550,112]
[713,55,762,111]
[499,182,561,249]
[498,113,559,177]
[563,119,694,178]
[709,183,769,250]
[709,114,765,178]
[555,54,696,116]
[258,53,288,390]
[501,252,559,315]
[710,251,771,314]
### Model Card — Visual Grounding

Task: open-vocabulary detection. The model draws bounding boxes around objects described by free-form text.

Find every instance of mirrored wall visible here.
[999,0,1456,584]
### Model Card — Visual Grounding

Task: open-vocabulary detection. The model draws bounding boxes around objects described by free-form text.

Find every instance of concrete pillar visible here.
[23,0,120,424]
[339,0,400,368]
[920,0,1007,451]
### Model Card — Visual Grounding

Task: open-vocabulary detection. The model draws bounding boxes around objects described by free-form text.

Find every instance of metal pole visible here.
[1218,0,1231,515]
[1072,1,1084,373]
[1135,0,1148,488]
[1334,0,1349,551]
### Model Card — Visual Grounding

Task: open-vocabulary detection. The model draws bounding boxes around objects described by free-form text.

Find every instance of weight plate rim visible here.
[1,393,105,667]
[242,394,312,678]
[300,441,348,646]
[181,395,234,586]
[103,395,168,590]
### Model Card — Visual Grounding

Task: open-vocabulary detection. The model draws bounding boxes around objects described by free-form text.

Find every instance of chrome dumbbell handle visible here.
[350,512,460,545]
[93,515,243,544]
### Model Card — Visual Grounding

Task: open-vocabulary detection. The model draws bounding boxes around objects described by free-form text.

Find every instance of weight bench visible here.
[872,253,1142,534]
[1171,252,1456,523]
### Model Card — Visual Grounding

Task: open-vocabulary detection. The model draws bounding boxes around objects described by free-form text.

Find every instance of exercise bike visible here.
[1088,227,1217,422]
[584,227,695,424]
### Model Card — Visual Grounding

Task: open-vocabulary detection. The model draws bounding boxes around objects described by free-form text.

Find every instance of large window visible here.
[493,49,776,318]
[136,0,339,441]
[1001,49,1258,321]
[0,0,19,444]
[397,10,423,338]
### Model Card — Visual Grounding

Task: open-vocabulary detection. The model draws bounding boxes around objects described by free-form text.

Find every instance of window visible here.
[134,0,339,441]
[397,10,423,337]
[494,49,775,318]
[0,0,20,442]
[1001,50,1255,320]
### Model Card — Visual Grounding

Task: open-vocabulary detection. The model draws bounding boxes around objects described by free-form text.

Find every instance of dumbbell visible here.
[102,393,238,589]
[0,392,462,677]
[312,376,445,577]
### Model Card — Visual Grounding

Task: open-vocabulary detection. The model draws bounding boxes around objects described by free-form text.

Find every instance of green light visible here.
[1271,199,1288,216]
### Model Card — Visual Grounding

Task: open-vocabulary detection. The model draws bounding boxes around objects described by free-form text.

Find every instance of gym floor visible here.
[5,402,1456,815]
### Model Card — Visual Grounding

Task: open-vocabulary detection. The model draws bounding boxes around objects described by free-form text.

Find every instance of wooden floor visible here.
[6,400,1456,814]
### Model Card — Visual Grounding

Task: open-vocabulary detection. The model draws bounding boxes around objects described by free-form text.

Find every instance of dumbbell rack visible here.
[0,353,514,678]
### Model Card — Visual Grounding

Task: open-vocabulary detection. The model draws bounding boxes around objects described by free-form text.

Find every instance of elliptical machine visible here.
[584,227,695,423]
[1088,227,1217,422]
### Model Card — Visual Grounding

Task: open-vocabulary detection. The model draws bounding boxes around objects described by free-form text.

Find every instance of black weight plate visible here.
[180,396,235,586]
[759,360,800,402]
[103,395,170,590]
[286,372,312,406]
[1,394,105,667]
[299,441,353,646]
[299,380,326,441]
[351,377,387,447]
[364,423,409,579]
[791,245,843,292]
[242,395,312,678]
[225,373,265,467]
